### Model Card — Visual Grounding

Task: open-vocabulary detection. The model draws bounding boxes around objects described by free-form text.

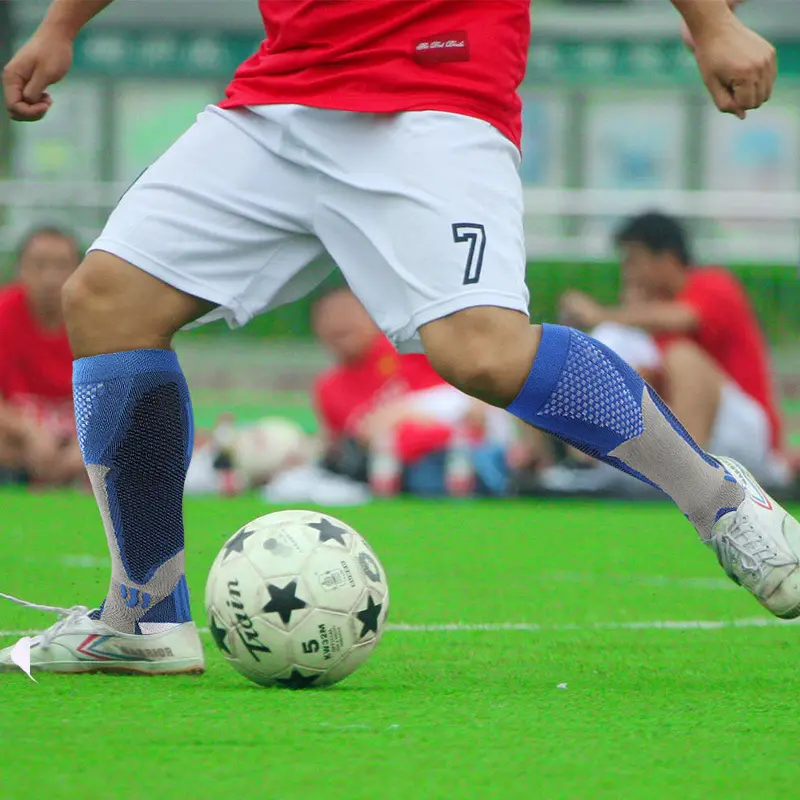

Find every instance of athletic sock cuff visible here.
[73,349,181,383]
[506,323,570,416]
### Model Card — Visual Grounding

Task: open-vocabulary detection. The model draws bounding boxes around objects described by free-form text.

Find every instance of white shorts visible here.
[91,104,529,348]
[709,380,789,486]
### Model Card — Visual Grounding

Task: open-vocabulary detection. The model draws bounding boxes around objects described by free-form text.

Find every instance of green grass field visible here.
[2,490,800,800]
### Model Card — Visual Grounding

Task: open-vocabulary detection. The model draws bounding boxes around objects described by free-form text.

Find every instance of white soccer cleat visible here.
[706,457,800,619]
[0,594,205,675]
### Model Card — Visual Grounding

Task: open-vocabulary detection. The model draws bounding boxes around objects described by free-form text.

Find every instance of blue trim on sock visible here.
[73,349,180,383]
[508,325,646,455]
[185,401,195,469]
[175,575,191,622]
[506,325,728,497]
[508,324,572,418]
[138,577,192,625]
[715,506,737,523]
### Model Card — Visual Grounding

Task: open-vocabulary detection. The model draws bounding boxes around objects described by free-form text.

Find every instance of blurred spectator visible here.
[312,288,513,496]
[0,227,84,486]
[559,211,791,488]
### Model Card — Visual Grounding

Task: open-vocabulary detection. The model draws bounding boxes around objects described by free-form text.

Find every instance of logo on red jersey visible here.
[414,31,470,65]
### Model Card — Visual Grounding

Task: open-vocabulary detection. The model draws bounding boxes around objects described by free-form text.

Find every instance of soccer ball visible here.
[205,509,389,688]
[232,417,317,486]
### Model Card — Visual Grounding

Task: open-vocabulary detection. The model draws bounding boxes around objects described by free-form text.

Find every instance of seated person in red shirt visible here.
[0,227,85,486]
[560,211,790,488]
[312,288,512,495]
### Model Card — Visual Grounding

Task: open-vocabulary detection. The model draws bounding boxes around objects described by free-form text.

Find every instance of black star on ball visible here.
[209,614,230,654]
[263,580,308,625]
[275,669,320,690]
[309,518,348,547]
[223,527,256,560]
[356,595,382,638]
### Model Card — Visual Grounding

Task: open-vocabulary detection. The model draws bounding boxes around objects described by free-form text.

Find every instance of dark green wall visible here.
[185,261,800,345]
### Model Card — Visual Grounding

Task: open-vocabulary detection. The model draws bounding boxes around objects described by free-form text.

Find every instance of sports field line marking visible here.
[1,617,798,638]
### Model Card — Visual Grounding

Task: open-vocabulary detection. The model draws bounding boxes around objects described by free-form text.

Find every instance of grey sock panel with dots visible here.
[609,390,744,536]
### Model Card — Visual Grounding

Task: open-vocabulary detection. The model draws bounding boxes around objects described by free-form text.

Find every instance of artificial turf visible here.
[2,490,799,800]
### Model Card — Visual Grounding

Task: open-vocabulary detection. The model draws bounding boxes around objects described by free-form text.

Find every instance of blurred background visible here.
[0,0,798,500]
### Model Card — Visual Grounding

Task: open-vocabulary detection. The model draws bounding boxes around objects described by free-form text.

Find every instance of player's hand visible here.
[689,14,776,119]
[559,291,605,331]
[3,31,74,122]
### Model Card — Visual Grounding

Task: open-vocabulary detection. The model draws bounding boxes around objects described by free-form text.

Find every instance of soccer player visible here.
[313,288,512,495]
[560,212,791,488]
[312,288,449,449]
[0,227,84,487]
[1,0,797,675]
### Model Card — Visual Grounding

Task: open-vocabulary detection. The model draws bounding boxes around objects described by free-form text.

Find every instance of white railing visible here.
[1,181,798,263]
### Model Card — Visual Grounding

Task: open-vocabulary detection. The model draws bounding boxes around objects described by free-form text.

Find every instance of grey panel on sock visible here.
[87,464,185,634]
[609,391,744,537]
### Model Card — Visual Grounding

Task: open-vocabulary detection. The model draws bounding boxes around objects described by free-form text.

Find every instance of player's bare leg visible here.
[660,340,726,449]
[63,252,212,357]
[421,306,538,407]
[421,306,800,618]
[1,252,209,674]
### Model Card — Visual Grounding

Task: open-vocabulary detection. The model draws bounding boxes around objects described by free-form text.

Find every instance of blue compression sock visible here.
[507,325,743,535]
[73,349,193,633]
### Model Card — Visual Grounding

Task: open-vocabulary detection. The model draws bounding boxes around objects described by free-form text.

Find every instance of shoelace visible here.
[718,513,777,577]
[0,592,91,650]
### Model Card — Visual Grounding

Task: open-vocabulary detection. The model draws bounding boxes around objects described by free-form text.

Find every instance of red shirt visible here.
[220,0,530,147]
[314,334,445,438]
[657,268,782,450]
[0,283,74,435]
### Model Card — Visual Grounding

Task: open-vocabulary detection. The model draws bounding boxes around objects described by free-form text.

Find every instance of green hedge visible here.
[186,261,800,345]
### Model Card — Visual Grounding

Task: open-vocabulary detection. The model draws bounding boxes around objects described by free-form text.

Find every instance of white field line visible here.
[1,617,799,638]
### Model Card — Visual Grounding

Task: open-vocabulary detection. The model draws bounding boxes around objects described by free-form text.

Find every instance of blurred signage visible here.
[70,31,263,77]
[527,38,800,85]
[28,30,799,83]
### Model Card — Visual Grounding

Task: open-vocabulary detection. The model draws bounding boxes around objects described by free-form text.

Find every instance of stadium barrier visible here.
[0,183,797,343]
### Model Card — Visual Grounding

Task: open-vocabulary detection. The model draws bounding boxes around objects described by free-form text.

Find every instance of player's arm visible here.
[34,0,117,39]
[671,0,736,38]
[595,302,698,335]
[560,291,698,335]
[3,0,117,122]
[679,0,744,51]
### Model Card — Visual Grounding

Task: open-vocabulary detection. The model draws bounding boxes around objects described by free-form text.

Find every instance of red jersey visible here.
[0,283,74,435]
[657,268,782,450]
[221,0,530,147]
[314,333,445,438]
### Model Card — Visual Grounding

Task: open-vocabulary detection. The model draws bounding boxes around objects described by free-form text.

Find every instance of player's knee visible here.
[62,255,111,326]
[420,307,538,407]
[62,255,129,356]
[62,253,212,358]
[662,339,722,383]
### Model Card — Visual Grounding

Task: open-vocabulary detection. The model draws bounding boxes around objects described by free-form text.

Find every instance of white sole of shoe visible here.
[0,659,205,676]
